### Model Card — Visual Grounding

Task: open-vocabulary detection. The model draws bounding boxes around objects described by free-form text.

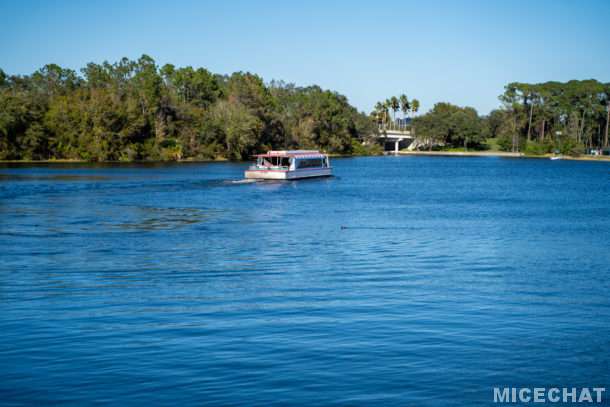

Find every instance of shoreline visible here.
[0,154,368,164]
[0,158,229,164]
[398,150,610,162]
[2,152,610,164]
[398,151,522,158]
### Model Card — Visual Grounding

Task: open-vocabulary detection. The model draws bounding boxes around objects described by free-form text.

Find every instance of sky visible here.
[1,0,610,114]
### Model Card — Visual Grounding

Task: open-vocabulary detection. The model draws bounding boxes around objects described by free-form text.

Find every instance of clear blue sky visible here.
[2,0,609,114]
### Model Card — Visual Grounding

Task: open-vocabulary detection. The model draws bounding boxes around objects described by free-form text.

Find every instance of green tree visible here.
[211,100,262,160]
[412,102,484,150]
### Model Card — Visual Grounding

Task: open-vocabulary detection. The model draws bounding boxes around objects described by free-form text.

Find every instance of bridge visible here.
[373,124,415,153]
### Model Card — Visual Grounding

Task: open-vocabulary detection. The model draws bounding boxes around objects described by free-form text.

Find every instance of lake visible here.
[1,156,609,405]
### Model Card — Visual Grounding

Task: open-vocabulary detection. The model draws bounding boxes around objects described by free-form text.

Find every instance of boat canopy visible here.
[254,150,327,159]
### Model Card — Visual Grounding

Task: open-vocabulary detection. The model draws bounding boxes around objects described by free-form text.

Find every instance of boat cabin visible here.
[245,150,332,180]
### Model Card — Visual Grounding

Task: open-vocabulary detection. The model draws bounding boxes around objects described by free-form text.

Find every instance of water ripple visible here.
[1,157,609,405]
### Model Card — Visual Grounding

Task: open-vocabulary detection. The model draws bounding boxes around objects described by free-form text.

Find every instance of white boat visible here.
[244,150,332,180]
[550,156,562,160]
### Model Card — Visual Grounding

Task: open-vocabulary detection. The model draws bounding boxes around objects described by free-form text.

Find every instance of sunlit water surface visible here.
[1,156,609,405]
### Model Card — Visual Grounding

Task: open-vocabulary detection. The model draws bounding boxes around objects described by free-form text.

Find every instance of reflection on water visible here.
[0,173,112,181]
[0,157,610,405]
[111,207,223,231]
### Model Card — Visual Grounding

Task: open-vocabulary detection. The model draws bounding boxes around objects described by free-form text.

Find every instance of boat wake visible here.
[226,179,259,185]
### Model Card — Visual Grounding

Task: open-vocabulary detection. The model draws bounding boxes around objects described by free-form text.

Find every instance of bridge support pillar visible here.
[394,139,399,154]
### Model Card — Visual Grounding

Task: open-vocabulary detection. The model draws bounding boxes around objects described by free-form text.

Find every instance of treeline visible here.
[3,58,608,159]
[0,55,375,161]
[411,80,610,154]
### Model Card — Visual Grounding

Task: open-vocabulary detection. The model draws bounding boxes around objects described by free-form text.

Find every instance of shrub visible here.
[350,140,383,156]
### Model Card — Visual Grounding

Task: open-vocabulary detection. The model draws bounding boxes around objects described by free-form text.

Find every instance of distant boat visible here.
[244,150,332,180]
[550,156,562,160]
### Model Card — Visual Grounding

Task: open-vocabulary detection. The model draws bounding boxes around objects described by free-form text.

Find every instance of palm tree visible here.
[374,101,385,128]
[399,94,410,129]
[390,96,400,125]
[383,100,391,128]
[410,99,420,116]
[399,94,410,116]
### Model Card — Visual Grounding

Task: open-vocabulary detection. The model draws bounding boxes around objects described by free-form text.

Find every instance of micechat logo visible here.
[493,387,606,404]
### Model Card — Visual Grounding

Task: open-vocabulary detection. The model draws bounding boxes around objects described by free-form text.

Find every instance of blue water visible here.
[1,156,609,405]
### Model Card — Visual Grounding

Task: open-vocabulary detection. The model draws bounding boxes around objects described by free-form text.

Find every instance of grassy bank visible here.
[398,150,522,158]
[3,150,609,163]
[398,150,610,162]
[525,153,610,162]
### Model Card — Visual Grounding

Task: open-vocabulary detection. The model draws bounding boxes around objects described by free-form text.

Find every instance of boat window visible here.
[297,158,324,169]
[258,157,272,167]
[259,156,291,167]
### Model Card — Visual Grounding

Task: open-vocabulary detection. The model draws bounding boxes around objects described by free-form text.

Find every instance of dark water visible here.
[1,156,609,406]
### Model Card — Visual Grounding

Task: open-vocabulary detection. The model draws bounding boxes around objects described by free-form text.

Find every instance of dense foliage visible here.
[490,80,610,154]
[410,80,610,154]
[3,57,608,159]
[0,56,375,161]
[412,103,483,150]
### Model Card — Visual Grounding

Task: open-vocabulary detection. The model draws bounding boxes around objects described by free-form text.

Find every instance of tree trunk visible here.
[155,111,167,144]
[604,104,610,148]
[512,113,518,153]
[526,103,534,142]
[578,110,585,143]
[540,119,545,142]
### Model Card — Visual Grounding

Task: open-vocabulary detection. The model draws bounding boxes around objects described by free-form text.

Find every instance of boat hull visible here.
[244,168,332,180]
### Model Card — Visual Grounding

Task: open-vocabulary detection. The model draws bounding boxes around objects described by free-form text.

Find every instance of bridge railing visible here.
[378,122,412,132]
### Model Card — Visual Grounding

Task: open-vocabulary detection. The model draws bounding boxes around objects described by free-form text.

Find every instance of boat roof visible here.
[255,150,327,158]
